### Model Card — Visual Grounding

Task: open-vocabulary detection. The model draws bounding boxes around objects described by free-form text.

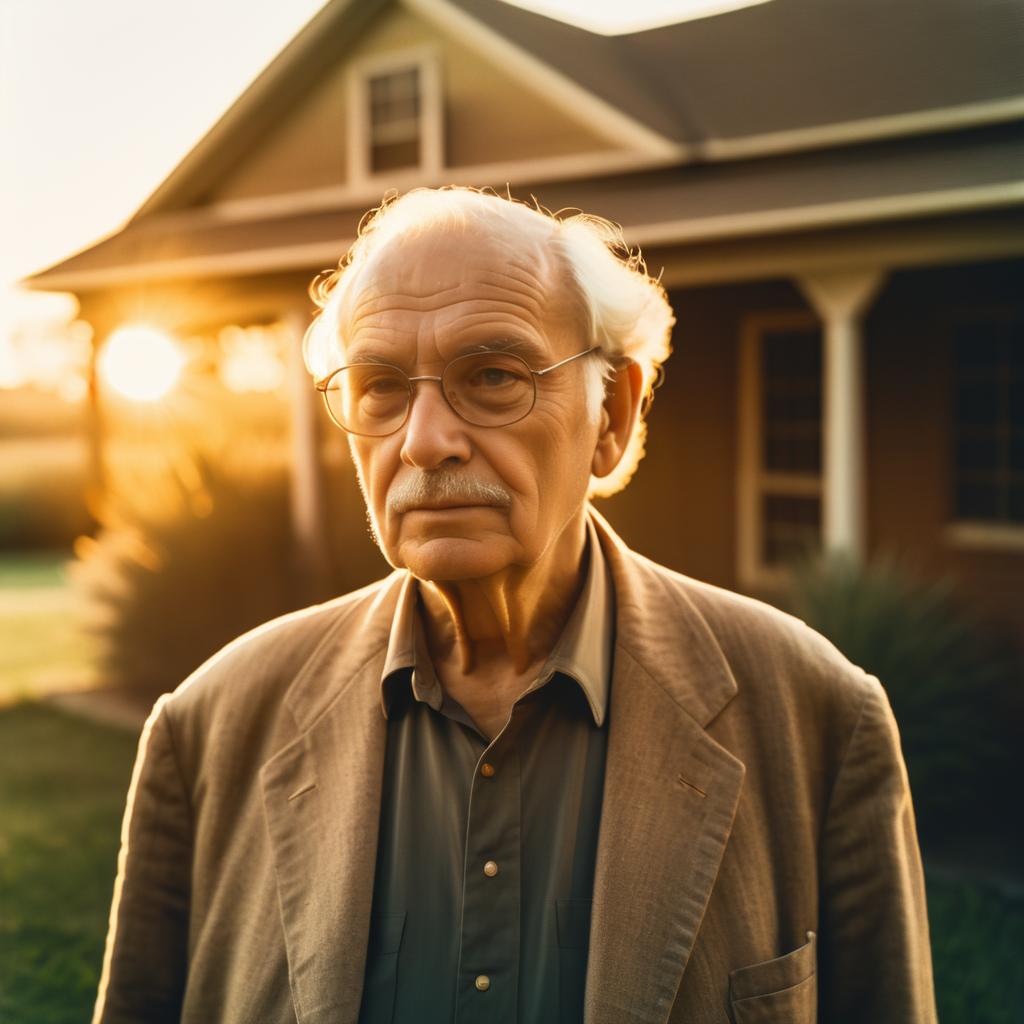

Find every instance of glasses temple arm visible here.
[532,345,601,377]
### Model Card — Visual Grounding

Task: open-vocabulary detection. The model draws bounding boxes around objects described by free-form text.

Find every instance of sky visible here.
[0,0,763,382]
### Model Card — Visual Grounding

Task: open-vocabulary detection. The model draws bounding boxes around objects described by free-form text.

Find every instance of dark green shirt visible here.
[360,519,614,1024]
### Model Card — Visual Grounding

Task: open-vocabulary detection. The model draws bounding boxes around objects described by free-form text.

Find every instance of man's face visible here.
[338,218,602,582]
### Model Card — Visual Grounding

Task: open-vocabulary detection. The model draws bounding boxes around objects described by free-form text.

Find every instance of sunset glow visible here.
[99,325,185,402]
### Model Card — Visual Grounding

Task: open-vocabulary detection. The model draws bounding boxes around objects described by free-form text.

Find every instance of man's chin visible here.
[392,535,515,583]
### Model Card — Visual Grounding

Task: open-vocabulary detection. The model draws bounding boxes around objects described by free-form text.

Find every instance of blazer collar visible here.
[261,504,744,1024]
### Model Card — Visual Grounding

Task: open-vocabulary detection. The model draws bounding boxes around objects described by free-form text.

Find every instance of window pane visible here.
[761,328,821,474]
[1010,431,1024,473]
[369,68,418,107]
[1010,325,1024,371]
[1010,482,1024,521]
[955,378,999,425]
[954,321,1001,370]
[951,318,1023,524]
[762,494,821,566]
[367,67,422,172]
[1010,379,1024,426]
[955,482,999,519]
[956,433,1000,473]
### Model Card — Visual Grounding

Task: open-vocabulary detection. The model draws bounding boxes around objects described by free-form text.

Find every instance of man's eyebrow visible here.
[343,337,549,365]
[343,348,399,365]
[467,337,547,361]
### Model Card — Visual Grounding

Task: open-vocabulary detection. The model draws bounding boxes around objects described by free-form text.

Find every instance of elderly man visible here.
[94,187,937,1024]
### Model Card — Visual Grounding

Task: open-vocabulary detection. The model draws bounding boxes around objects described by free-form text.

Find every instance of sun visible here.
[99,325,185,402]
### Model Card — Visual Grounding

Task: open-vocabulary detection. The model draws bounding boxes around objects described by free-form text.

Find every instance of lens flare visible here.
[99,325,185,402]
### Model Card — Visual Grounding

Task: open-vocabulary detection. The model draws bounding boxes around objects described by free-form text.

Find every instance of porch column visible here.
[796,269,886,562]
[79,309,118,534]
[285,307,330,599]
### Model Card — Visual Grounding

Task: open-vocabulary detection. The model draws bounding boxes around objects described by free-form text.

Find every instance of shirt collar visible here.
[379,514,614,727]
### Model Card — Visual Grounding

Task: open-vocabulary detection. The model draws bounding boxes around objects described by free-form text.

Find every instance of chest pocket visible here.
[728,930,817,1024]
[557,898,593,1020]
[359,911,407,1024]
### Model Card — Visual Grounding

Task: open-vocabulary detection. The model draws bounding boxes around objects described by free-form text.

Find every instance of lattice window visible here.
[952,317,1024,525]
[739,313,823,586]
[367,67,422,174]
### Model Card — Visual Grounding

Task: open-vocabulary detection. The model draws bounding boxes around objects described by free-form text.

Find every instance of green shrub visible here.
[783,552,1022,851]
[0,438,92,550]
[71,449,384,702]
[927,871,1024,1024]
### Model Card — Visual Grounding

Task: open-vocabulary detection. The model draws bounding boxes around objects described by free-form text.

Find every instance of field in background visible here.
[0,551,97,704]
[0,703,138,1024]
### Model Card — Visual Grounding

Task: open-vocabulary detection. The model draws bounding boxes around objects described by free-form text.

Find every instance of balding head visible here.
[304,187,674,497]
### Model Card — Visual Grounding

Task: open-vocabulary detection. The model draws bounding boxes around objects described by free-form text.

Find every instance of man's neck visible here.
[417,508,589,678]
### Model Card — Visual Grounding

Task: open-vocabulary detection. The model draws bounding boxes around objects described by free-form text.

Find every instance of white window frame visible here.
[737,311,824,590]
[347,45,443,185]
[943,306,1024,552]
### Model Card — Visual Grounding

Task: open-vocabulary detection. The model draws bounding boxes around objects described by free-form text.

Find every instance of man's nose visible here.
[399,378,472,469]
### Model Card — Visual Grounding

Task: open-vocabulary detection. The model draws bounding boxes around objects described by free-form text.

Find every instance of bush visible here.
[0,438,93,550]
[71,449,383,702]
[782,552,1023,851]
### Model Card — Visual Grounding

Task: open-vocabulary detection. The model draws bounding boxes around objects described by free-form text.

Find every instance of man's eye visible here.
[469,365,522,387]
[361,375,404,396]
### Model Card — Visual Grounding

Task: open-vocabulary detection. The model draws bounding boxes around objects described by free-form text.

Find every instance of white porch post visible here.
[285,307,329,597]
[796,270,886,562]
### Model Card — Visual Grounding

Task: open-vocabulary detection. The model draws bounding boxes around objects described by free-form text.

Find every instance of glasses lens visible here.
[325,364,409,435]
[443,351,535,426]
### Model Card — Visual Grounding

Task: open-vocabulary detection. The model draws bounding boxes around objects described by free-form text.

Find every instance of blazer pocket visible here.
[359,911,407,1024]
[728,930,816,1024]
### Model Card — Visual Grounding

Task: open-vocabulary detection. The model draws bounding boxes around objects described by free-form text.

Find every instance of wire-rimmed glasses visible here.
[314,346,601,437]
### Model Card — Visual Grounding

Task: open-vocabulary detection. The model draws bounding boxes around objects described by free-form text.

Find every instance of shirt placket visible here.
[453,721,523,1024]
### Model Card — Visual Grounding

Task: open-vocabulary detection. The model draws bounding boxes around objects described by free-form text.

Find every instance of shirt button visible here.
[475,974,490,992]
[483,860,499,877]
[480,762,495,777]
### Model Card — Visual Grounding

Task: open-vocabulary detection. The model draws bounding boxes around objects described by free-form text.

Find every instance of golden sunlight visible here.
[99,324,185,402]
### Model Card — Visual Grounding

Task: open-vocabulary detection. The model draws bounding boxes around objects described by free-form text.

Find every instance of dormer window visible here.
[368,67,421,173]
[349,48,442,183]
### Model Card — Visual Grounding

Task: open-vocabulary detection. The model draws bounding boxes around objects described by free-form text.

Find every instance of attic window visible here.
[368,67,421,173]
[349,48,442,182]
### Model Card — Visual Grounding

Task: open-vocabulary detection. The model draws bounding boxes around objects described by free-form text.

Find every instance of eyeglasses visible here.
[314,346,601,437]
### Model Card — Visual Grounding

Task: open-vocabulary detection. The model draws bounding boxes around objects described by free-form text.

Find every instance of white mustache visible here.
[388,470,512,515]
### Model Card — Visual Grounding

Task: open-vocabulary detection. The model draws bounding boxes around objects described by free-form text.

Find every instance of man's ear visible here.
[591,358,644,480]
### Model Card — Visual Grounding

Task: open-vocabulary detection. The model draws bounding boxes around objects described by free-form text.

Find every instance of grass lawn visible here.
[0,703,1021,1022]
[0,551,98,704]
[0,702,137,1024]
[928,871,1024,1022]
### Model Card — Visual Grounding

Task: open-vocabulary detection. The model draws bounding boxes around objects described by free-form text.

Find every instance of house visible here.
[27,0,1024,631]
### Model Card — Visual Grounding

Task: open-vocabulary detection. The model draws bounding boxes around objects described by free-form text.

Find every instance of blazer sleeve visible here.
[817,674,938,1023]
[92,695,191,1024]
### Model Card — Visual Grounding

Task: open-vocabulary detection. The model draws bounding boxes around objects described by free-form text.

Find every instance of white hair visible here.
[303,186,674,497]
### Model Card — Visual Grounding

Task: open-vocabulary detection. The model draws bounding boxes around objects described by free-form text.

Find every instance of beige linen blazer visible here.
[93,506,937,1024]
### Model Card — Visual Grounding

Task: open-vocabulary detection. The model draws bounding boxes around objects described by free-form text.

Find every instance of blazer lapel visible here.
[584,508,746,1024]
[259,573,403,1024]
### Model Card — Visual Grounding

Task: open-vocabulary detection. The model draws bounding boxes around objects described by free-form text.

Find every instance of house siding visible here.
[866,257,1024,635]
[597,280,809,590]
[208,6,616,206]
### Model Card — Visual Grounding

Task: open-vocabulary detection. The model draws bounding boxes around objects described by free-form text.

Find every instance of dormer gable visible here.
[197,3,677,214]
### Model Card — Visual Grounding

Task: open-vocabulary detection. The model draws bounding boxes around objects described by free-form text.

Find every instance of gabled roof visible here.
[446,0,1024,153]
[27,0,1024,291]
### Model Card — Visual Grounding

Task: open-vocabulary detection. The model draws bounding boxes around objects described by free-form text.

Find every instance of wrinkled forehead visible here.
[337,215,573,337]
